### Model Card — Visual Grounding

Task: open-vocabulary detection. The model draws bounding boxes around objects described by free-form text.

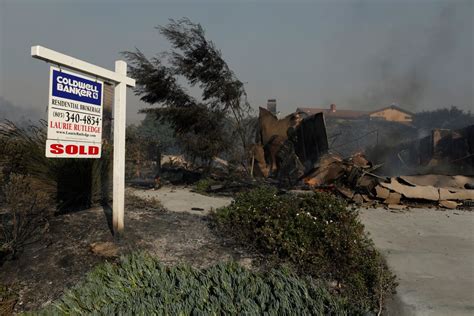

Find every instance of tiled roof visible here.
[296,107,369,119]
[368,105,414,116]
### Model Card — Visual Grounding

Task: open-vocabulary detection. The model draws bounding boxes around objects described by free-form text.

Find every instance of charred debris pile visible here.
[250,107,474,209]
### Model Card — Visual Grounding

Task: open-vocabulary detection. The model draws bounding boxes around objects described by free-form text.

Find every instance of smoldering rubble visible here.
[369,125,474,176]
[252,108,474,209]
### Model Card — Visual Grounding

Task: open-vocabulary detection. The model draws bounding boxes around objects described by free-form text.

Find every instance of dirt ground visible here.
[0,188,253,313]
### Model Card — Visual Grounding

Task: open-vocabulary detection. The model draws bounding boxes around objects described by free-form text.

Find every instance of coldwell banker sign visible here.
[46,66,103,158]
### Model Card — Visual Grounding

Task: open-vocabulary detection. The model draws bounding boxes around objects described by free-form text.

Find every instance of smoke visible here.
[346,2,472,111]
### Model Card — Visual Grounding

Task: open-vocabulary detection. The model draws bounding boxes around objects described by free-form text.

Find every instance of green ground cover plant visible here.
[38,252,361,315]
[212,186,397,313]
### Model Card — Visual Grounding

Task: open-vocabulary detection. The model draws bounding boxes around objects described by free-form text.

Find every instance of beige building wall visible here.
[369,108,413,123]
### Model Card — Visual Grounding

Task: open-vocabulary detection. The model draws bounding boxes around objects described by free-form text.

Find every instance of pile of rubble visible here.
[303,153,474,209]
[367,124,474,176]
[252,107,474,209]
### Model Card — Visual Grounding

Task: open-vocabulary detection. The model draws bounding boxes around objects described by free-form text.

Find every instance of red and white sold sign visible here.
[46,140,101,158]
[46,66,103,158]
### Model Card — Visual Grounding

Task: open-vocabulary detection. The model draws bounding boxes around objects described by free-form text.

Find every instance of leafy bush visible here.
[39,252,360,315]
[212,186,396,312]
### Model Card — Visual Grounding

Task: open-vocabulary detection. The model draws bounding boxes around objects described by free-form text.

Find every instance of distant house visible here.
[296,104,368,120]
[296,103,414,124]
[368,105,413,123]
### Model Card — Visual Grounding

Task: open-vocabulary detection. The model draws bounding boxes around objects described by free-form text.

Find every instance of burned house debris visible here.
[252,107,328,184]
[252,105,474,209]
[370,124,474,176]
[300,151,474,210]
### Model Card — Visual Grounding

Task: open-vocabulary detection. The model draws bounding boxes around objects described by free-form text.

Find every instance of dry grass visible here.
[0,283,18,315]
[125,190,163,212]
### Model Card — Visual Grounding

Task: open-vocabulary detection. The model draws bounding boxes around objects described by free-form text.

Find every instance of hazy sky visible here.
[0,0,472,124]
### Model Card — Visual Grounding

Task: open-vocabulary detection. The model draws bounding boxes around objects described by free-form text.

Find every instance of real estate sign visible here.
[46,66,103,158]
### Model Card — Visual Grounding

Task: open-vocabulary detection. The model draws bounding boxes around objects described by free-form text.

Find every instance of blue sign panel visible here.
[51,69,102,106]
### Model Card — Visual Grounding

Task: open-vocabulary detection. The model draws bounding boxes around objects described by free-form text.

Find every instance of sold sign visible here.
[46,140,101,158]
[46,67,103,158]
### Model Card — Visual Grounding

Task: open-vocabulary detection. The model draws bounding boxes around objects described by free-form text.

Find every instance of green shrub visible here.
[212,186,396,312]
[38,252,361,315]
[194,178,218,194]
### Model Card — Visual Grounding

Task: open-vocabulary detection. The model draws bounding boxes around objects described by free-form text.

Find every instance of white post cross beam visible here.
[31,45,135,235]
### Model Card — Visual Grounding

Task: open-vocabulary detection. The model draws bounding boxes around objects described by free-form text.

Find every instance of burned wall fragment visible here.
[254,107,328,184]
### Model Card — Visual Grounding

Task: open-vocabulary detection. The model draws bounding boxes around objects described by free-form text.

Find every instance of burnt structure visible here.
[253,107,329,185]
[371,125,474,175]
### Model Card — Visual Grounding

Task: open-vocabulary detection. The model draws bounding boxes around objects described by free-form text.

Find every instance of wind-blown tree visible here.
[123,18,252,170]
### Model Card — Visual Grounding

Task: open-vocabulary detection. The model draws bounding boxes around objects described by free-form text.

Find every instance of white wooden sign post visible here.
[31,45,136,234]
